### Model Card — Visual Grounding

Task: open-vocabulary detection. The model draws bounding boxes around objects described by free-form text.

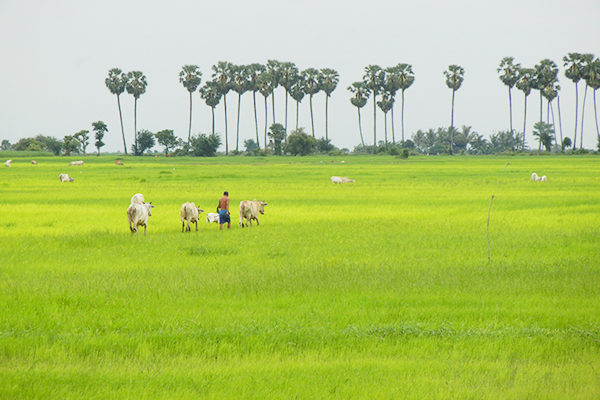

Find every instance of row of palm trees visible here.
[498,54,600,151]
[106,62,340,155]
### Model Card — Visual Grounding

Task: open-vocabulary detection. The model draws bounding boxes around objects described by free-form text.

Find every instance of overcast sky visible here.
[1,0,599,153]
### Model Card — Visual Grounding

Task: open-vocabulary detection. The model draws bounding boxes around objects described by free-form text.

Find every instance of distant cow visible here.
[127,202,154,235]
[531,173,540,181]
[59,173,74,182]
[206,212,220,224]
[239,200,268,227]
[181,202,204,232]
[541,175,547,182]
[331,176,355,184]
[69,160,84,166]
[4,160,12,167]
[115,160,124,166]
[131,193,145,204]
[31,160,38,165]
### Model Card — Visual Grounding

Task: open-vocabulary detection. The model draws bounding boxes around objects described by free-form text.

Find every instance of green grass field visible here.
[1,154,599,399]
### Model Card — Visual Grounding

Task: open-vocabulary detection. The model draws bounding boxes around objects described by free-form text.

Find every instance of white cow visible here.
[181,202,204,232]
[206,212,220,224]
[59,173,74,182]
[331,176,355,183]
[127,202,154,235]
[4,160,12,167]
[541,175,547,182]
[69,160,84,166]
[531,173,541,181]
[131,193,145,204]
[239,200,268,227]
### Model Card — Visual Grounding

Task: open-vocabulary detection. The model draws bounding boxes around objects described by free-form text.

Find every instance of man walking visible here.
[217,191,230,230]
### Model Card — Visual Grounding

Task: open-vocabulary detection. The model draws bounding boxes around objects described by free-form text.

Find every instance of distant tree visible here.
[35,135,62,155]
[267,123,286,155]
[532,121,554,151]
[563,53,585,150]
[14,137,44,152]
[542,82,561,144]
[257,71,274,150]
[579,53,596,149]
[316,136,336,153]
[1,139,12,151]
[395,63,415,142]
[498,57,521,133]
[319,68,339,141]
[585,57,600,139]
[377,88,394,148]
[155,129,178,156]
[179,65,202,146]
[562,137,572,151]
[74,130,90,155]
[62,135,80,155]
[190,133,221,157]
[231,64,251,152]
[266,60,282,124]
[533,59,558,125]
[302,68,322,138]
[280,62,299,133]
[212,61,234,154]
[444,64,465,151]
[516,67,536,149]
[131,129,155,155]
[363,65,385,153]
[199,80,222,137]
[348,81,370,150]
[92,121,108,156]
[286,128,317,156]
[126,71,148,155]
[244,139,259,155]
[247,63,266,148]
[105,68,129,154]
[290,75,307,131]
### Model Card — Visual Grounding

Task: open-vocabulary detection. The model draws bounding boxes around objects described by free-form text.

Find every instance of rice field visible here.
[0,154,599,399]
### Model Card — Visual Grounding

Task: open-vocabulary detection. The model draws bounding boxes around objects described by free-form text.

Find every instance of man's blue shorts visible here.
[219,209,230,224]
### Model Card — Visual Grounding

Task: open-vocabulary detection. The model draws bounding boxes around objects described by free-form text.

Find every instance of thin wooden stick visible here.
[487,195,495,262]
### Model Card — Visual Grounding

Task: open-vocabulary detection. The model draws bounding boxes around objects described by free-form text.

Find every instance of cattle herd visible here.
[4,159,550,235]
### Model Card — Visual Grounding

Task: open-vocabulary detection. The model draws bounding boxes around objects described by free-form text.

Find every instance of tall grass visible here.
[1,155,599,398]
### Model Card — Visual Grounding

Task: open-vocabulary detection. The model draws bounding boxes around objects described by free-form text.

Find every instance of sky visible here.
[1,0,599,153]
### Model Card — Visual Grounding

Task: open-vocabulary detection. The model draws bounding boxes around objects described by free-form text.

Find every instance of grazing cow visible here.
[69,160,84,166]
[181,202,205,232]
[206,212,220,224]
[4,160,12,167]
[131,193,145,204]
[127,202,154,235]
[115,160,124,165]
[239,200,268,227]
[541,175,547,182]
[31,160,38,165]
[330,176,355,183]
[531,173,541,181]
[59,173,74,182]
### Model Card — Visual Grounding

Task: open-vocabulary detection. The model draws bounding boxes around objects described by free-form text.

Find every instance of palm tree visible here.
[377,89,394,149]
[396,63,415,143]
[266,60,282,125]
[497,57,521,133]
[279,62,299,133]
[257,71,274,150]
[212,61,233,154]
[534,59,558,124]
[516,67,535,149]
[105,68,129,154]
[231,64,251,152]
[179,65,202,147]
[542,82,560,145]
[126,71,148,155]
[348,82,370,150]
[290,76,307,131]
[247,63,266,148]
[585,58,600,140]
[383,66,401,145]
[580,54,597,148]
[363,65,385,153]
[444,64,465,153]
[199,81,222,137]
[563,53,585,150]
[302,68,322,138]
[319,68,339,141]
